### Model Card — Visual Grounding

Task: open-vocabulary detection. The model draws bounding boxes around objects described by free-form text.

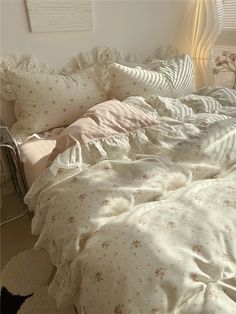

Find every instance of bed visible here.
[1,47,235,313]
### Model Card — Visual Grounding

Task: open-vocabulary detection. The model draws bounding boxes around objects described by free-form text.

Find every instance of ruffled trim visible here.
[146,46,180,63]
[1,46,179,99]
[61,46,180,92]
[48,121,177,176]
[0,46,180,140]
[0,54,56,101]
[61,46,145,92]
[61,46,180,74]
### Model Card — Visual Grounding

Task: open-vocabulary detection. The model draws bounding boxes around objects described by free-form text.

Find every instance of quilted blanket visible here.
[25,87,236,314]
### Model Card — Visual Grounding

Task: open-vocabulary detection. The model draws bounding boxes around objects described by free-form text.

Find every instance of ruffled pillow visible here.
[146,95,193,119]
[3,67,107,141]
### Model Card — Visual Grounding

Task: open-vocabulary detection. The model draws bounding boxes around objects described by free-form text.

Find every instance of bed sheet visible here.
[19,128,64,187]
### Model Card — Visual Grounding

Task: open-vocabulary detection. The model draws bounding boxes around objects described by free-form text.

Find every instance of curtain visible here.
[181,0,224,89]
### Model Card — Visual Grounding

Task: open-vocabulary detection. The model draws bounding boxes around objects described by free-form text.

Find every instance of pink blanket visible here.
[48,99,159,164]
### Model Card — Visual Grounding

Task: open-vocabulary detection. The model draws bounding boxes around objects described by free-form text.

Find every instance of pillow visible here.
[179,94,223,114]
[109,55,196,100]
[146,95,193,119]
[5,67,107,141]
[196,87,236,107]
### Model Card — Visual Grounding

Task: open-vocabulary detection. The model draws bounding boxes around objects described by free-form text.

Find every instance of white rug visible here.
[17,286,76,314]
[1,248,77,314]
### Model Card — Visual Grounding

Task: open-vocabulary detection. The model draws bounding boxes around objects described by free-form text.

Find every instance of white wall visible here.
[1,0,187,68]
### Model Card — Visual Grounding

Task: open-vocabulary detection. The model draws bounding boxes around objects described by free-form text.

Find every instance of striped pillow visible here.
[179,94,223,114]
[146,95,193,119]
[197,87,236,107]
[109,55,196,100]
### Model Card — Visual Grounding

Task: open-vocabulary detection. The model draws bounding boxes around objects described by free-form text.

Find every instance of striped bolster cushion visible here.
[197,87,236,107]
[146,95,193,119]
[109,55,196,100]
[179,94,223,114]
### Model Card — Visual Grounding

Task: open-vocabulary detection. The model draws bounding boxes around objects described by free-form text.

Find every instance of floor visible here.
[1,191,37,270]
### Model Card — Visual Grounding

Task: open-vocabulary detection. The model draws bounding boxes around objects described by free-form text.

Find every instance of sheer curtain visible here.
[181,0,224,89]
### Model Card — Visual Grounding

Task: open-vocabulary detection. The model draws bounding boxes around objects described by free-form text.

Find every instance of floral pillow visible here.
[109,55,196,100]
[5,68,107,141]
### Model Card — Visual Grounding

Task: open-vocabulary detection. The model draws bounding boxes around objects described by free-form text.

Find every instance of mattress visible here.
[19,138,56,188]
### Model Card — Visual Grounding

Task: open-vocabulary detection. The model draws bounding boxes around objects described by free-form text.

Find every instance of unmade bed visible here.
[1,48,235,313]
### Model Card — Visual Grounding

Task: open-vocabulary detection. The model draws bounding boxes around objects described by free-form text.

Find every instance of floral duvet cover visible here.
[25,87,236,314]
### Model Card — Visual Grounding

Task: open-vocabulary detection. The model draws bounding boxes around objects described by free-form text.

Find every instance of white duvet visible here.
[25,87,236,314]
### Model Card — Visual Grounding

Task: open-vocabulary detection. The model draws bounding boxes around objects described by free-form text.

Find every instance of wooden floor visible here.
[1,192,37,269]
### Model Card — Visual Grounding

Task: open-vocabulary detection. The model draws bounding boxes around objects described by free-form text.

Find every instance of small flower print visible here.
[150,308,159,314]
[191,274,198,282]
[206,288,219,301]
[131,240,142,249]
[224,225,232,233]
[114,304,124,314]
[95,272,103,282]
[154,267,166,280]
[79,193,87,201]
[67,216,75,224]
[102,241,110,249]
[167,221,176,229]
[192,245,202,255]
[223,200,232,207]
[223,252,230,261]
[135,190,143,196]
[102,199,110,206]
[138,219,146,226]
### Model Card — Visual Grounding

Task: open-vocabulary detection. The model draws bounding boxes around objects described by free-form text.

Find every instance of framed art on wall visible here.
[25,0,93,33]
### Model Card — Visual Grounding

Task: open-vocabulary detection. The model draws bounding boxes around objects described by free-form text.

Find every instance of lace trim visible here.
[1,46,179,99]
[0,54,56,101]
[48,120,177,176]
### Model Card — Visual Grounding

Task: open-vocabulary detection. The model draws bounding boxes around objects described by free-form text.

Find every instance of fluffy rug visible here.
[0,249,76,314]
